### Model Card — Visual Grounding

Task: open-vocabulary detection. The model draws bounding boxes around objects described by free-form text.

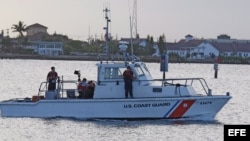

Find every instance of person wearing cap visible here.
[47,66,58,90]
[123,66,134,98]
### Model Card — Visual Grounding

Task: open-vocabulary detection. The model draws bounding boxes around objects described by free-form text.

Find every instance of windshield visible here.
[133,63,151,77]
[140,63,151,76]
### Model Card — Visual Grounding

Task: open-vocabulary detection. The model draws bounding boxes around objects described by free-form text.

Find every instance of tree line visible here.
[1,21,167,56]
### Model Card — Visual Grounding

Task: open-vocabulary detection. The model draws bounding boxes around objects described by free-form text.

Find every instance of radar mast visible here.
[103,7,111,63]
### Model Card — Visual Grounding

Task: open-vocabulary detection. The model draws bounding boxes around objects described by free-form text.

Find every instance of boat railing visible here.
[97,77,210,95]
[37,78,210,98]
[37,80,79,99]
[98,52,141,63]
[58,80,79,98]
[161,78,210,95]
[37,82,49,95]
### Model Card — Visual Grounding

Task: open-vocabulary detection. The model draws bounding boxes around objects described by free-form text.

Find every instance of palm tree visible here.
[11,21,27,37]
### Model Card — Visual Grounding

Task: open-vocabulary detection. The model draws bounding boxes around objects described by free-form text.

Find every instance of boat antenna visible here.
[129,16,134,62]
[103,6,111,63]
[128,0,134,62]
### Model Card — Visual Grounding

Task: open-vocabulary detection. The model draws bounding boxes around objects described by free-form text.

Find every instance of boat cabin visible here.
[96,61,153,86]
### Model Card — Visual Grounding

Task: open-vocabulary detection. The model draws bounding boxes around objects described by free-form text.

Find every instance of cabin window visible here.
[104,68,123,79]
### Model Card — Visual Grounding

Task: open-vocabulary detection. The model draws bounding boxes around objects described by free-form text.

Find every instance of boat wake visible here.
[54,115,223,125]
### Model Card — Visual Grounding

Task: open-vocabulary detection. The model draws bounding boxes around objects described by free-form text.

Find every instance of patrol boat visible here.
[0,59,232,120]
[0,8,231,120]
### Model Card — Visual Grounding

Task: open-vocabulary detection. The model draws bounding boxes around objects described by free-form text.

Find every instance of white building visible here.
[25,23,64,56]
[167,34,250,59]
[32,41,63,56]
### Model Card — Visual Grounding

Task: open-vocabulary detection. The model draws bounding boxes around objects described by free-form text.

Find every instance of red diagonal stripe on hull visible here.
[169,100,195,118]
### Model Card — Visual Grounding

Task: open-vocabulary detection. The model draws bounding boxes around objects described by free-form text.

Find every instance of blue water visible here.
[0,59,249,141]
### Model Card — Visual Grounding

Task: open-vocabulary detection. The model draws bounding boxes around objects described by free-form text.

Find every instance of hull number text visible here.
[200,101,212,105]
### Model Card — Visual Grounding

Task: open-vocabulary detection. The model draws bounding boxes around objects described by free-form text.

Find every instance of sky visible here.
[1,0,250,42]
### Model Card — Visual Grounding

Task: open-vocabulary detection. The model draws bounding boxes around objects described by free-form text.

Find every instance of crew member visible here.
[47,66,58,90]
[123,66,134,98]
[78,78,88,98]
[86,80,95,98]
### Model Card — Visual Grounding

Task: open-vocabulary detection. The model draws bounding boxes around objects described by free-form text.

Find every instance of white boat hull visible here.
[0,96,231,119]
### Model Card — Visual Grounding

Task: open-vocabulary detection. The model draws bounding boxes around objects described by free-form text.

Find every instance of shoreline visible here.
[0,54,162,62]
[1,54,249,64]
